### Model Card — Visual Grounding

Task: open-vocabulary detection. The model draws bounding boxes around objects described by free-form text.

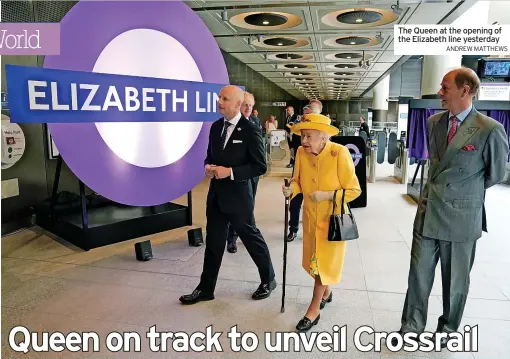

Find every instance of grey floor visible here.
[2,163,510,359]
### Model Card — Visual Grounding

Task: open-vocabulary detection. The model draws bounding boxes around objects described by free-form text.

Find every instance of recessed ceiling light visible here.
[356,19,363,23]
[350,42,356,45]
[263,21,270,25]
[293,66,298,69]
[278,43,283,46]
[347,56,351,59]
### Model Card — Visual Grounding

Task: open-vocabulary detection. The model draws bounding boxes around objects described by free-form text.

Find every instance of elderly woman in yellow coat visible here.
[282,113,361,332]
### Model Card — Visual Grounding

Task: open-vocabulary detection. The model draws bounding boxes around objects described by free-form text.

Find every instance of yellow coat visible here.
[291,141,361,285]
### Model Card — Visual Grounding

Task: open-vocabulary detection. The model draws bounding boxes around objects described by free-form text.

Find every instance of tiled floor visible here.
[2,163,509,358]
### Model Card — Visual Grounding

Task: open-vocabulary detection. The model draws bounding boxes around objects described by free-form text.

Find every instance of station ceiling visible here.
[186,0,479,100]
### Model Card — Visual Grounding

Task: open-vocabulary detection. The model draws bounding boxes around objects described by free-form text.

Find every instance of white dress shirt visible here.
[222,112,242,180]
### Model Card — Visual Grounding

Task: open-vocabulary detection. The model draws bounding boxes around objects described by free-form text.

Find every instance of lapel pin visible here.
[466,128,477,135]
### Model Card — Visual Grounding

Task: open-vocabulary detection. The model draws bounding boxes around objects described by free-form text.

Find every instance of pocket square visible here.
[462,144,476,151]
[233,140,243,144]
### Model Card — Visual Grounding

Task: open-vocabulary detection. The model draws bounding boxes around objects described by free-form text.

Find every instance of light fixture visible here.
[350,41,356,45]
[221,9,228,21]
[263,20,270,25]
[356,18,363,23]
[278,42,283,46]
[347,56,351,59]
[294,66,298,69]
[391,1,403,16]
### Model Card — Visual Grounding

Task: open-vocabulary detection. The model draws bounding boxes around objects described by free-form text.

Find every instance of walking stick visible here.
[281,178,291,313]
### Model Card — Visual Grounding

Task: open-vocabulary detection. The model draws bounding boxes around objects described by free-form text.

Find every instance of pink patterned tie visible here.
[447,116,457,145]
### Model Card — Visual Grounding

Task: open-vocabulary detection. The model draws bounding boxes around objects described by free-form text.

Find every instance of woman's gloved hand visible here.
[309,191,334,203]
[282,184,293,197]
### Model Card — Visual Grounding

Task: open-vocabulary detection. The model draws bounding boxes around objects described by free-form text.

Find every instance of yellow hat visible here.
[291,113,339,136]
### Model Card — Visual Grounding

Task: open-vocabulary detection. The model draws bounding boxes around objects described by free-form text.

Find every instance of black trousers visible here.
[199,190,274,294]
[227,177,259,244]
[289,193,303,234]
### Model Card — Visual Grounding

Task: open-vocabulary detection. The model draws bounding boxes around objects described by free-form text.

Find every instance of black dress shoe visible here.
[287,232,297,242]
[179,289,214,305]
[252,279,277,300]
[320,292,332,309]
[296,314,320,332]
[227,243,237,253]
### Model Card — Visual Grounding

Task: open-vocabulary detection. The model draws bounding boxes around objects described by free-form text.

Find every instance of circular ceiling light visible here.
[290,72,311,76]
[336,10,383,24]
[271,53,313,62]
[230,11,302,30]
[244,13,288,26]
[256,36,308,49]
[325,35,383,48]
[285,64,307,69]
[265,38,297,46]
[321,8,398,28]
[335,63,357,69]
[336,52,362,59]
[336,36,371,46]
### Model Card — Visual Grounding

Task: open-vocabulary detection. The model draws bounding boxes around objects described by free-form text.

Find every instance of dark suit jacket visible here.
[249,115,261,129]
[205,115,267,213]
[413,107,509,242]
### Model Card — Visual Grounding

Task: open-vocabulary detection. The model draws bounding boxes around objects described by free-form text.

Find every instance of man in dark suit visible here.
[179,85,276,305]
[359,116,370,138]
[285,106,299,168]
[227,91,261,253]
[394,68,509,347]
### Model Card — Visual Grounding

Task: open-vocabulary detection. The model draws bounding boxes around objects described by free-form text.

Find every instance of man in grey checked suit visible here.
[395,68,509,346]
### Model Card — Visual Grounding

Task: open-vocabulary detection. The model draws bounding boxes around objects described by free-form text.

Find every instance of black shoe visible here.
[286,164,293,168]
[252,279,277,300]
[320,292,332,309]
[227,243,237,253]
[179,289,214,305]
[296,314,320,332]
[434,332,449,349]
[287,232,297,242]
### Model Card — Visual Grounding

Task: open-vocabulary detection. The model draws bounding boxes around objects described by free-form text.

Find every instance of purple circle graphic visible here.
[345,144,362,167]
[43,0,229,206]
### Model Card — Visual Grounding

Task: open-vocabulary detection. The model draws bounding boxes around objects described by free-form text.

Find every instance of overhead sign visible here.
[4,0,230,206]
[6,65,227,123]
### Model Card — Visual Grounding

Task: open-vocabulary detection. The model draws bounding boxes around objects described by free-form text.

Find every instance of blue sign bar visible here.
[5,65,230,124]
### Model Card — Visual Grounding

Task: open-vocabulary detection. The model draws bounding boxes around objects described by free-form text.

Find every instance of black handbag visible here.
[328,189,359,241]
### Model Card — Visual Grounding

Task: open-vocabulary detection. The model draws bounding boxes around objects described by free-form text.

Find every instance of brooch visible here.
[237,127,241,131]
[331,150,337,156]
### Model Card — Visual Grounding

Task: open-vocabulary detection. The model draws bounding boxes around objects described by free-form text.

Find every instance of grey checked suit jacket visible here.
[413,107,509,242]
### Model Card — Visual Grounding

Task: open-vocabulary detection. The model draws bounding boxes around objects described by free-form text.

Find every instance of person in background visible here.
[265,115,277,133]
[179,85,276,305]
[287,102,319,242]
[285,106,299,168]
[282,113,361,331]
[252,109,260,127]
[359,116,369,138]
[226,92,259,253]
[393,67,509,348]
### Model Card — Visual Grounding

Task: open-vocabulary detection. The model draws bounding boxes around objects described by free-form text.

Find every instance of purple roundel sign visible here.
[42,0,229,206]
[345,144,362,167]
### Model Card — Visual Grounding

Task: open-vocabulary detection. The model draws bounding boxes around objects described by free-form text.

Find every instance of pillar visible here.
[420,55,462,98]
[372,75,390,126]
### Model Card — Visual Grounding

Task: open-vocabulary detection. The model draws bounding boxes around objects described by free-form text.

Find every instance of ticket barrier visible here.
[393,140,409,184]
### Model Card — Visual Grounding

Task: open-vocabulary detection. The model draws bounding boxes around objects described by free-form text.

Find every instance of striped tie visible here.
[447,116,457,145]
[220,121,233,150]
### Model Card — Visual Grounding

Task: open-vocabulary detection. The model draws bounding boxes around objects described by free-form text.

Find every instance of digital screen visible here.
[484,61,510,76]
